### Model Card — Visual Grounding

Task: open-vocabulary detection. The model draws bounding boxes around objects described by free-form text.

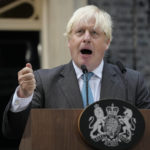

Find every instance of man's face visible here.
[68,18,110,71]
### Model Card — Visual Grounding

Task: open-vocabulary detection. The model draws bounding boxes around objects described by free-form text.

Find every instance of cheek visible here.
[98,41,109,51]
[68,42,76,58]
[68,37,76,49]
[95,43,108,58]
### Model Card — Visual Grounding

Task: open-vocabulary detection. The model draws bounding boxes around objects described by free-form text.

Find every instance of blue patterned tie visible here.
[81,72,94,107]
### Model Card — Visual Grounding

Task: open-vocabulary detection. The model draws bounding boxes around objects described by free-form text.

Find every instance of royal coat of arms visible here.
[88,103,136,147]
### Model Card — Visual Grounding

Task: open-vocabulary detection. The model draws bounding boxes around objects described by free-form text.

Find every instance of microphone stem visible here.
[122,73,128,102]
[85,73,89,106]
[81,65,89,107]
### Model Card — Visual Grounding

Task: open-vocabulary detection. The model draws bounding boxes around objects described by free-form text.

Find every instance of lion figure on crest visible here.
[119,107,136,140]
[89,104,105,139]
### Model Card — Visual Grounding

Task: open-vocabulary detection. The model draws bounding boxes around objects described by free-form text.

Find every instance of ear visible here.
[68,40,70,48]
[105,39,110,50]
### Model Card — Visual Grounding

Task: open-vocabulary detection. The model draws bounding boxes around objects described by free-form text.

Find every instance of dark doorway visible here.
[0,31,40,150]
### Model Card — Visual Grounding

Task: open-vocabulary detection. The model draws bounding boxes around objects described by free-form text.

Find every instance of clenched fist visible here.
[17,63,36,98]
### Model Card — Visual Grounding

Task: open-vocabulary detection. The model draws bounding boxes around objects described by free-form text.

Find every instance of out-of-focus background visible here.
[0,0,150,149]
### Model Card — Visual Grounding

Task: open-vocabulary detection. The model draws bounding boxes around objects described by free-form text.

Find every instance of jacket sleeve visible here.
[2,95,31,140]
[2,70,44,140]
[135,72,150,109]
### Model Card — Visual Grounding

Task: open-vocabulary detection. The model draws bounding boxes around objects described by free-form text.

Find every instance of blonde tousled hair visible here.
[64,5,113,42]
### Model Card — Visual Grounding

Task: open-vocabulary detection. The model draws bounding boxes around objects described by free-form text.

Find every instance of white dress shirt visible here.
[73,60,104,102]
[10,86,33,112]
[11,60,104,112]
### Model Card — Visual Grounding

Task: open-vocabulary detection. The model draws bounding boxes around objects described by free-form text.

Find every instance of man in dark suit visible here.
[2,5,150,140]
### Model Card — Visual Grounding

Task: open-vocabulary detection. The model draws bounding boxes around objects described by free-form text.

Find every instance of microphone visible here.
[116,61,127,73]
[81,65,88,73]
[81,65,89,107]
[104,51,128,101]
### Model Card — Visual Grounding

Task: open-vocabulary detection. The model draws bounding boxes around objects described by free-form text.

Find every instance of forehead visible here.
[72,17,101,31]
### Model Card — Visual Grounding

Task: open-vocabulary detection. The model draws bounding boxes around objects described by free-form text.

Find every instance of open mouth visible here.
[80,49,92,55]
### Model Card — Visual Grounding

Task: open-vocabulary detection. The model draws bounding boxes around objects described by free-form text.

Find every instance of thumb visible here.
[26,63,32,69]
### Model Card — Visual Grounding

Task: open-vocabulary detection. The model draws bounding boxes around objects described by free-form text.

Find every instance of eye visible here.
[74,29,85,36]
[77,29,84,34]
[91,30,97,35]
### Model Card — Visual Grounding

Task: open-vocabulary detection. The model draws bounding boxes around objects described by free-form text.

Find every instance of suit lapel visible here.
[57,61,125,107]
[100,62,123,100]
[58,61,83,108]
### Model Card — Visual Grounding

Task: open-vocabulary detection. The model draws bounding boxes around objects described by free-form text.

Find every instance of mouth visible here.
[80,49,92,55]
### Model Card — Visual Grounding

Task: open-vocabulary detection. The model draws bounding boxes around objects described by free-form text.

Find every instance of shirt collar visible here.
[72,60,104,79]
[93,60,104,79]
[72,61,83,79]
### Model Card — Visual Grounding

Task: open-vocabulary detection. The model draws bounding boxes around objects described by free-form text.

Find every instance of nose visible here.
[83,31,91,43]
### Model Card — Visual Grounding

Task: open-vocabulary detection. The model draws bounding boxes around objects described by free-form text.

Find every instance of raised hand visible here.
[17,63,36,98]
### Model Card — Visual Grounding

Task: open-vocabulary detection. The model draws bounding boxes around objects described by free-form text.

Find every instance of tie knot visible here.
[82,72,94,81]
